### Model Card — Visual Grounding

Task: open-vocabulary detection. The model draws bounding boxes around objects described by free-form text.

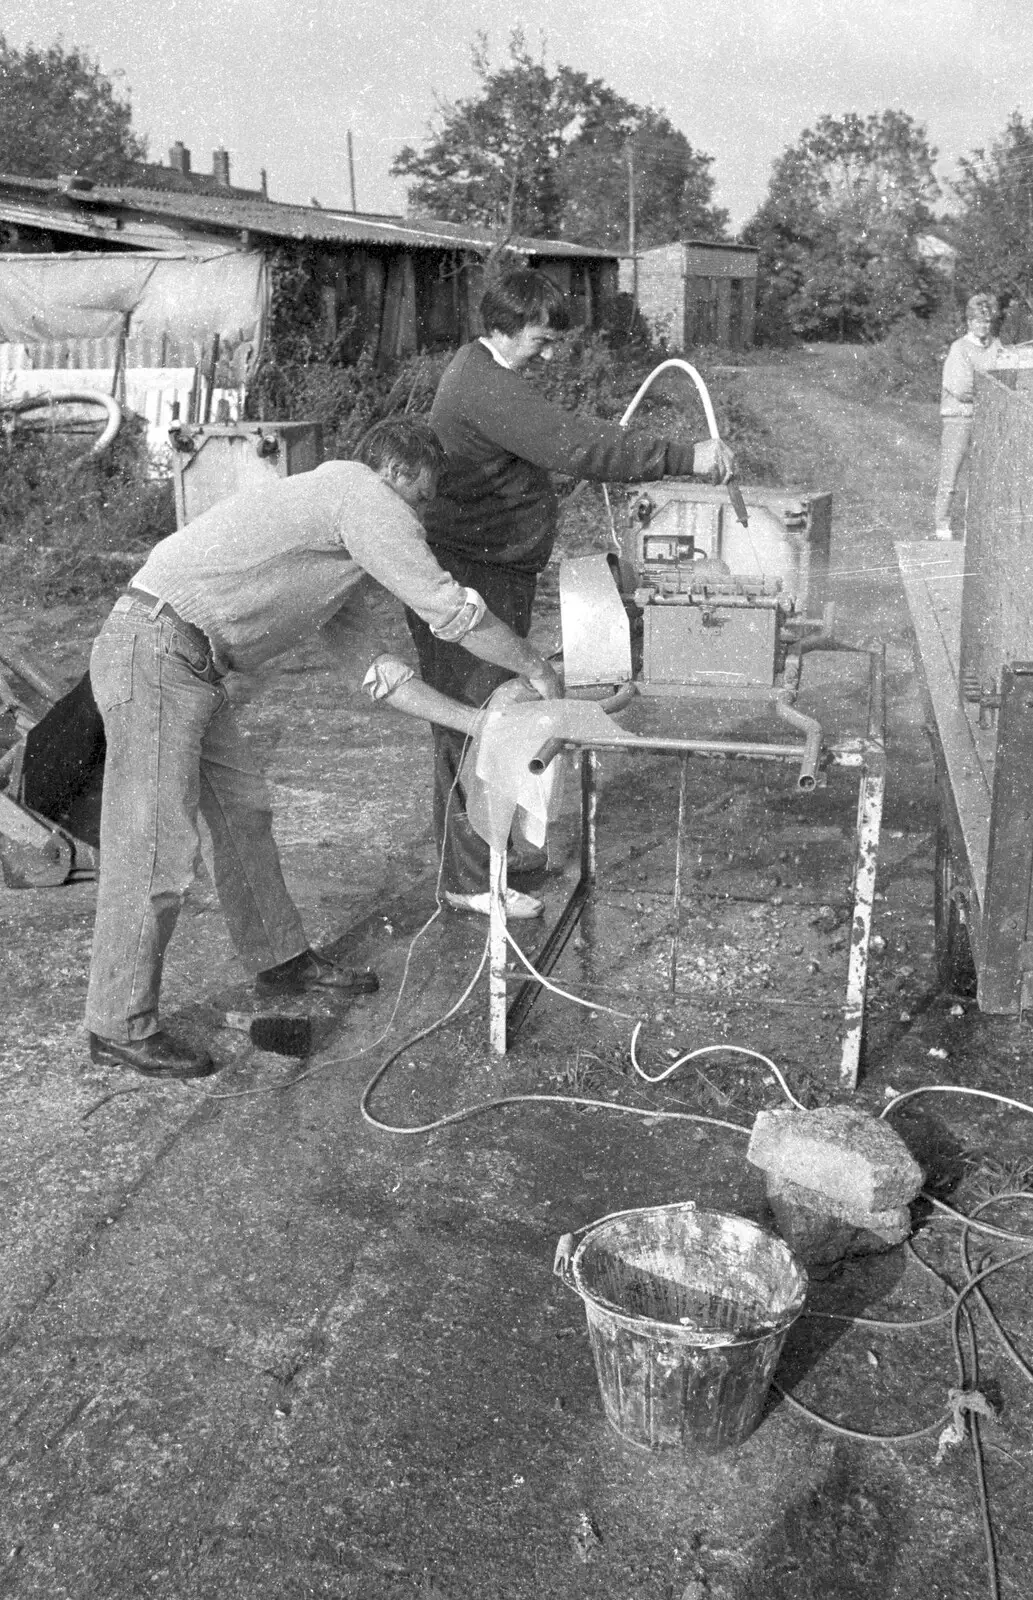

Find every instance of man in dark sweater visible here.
[407,267,735,918]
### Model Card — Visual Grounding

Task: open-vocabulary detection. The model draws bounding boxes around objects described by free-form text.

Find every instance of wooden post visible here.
[202,333,220,423]
[626,146,637,324]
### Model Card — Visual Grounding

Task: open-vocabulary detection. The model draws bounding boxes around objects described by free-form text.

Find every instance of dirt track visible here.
[2,347,1031,1600]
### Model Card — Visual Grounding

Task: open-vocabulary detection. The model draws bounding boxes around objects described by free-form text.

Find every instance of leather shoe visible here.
[256,948,379,997]
[88,1031,216,1079]
[507,844,549,880]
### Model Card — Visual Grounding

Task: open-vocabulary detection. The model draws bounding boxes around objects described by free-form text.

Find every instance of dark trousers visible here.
[406,553,537,895]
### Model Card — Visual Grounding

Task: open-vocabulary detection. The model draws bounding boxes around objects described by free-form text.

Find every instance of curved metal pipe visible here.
[4,390,123,457]
[529,681,637,774]
[775,692,823,790]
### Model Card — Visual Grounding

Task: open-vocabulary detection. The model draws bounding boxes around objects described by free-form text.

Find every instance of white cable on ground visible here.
[503,924,636,1019]
[881,1084,1033,1121]
[629,1019,810,1109]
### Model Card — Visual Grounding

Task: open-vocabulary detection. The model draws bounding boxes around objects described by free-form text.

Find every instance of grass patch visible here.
[0,421,175,605]
[851,310,960,402]
[1,333,779,604]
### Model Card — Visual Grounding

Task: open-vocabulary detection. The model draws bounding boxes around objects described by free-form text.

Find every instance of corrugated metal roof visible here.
[0,172,617,260]
[620,238,758,257]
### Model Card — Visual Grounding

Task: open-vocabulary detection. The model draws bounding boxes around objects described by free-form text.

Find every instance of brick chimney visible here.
[168,141,191,174]
[212,148,231,187]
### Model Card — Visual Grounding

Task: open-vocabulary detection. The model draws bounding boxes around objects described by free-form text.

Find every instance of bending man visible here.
[407,266,735,920]
[85,417,560,1079]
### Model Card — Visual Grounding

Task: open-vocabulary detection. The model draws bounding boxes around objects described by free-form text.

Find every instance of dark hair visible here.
[351,415,446,479]
[479,268,571,336]
[965,292,998,322]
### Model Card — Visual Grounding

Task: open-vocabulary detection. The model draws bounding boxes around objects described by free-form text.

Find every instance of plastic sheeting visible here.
[0,252,267,376]
[463,688,636,851]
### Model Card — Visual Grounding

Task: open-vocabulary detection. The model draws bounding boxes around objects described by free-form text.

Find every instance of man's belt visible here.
[126,587,215,661]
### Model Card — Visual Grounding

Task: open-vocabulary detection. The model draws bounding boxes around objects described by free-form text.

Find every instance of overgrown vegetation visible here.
[851,304,962,400]
[0,417,175,604]
[0,33,145,181]
[743,110,942,345]
[391,29,727,246]
[2,311,777,606]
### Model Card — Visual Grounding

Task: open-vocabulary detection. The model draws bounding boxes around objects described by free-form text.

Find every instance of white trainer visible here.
[443,889,544,919]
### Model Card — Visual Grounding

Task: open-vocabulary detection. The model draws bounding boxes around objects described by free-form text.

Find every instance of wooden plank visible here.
[377,254,416,362]
[963,375,1033,689]
[979,664,1033,1011]
[896,540,992,903]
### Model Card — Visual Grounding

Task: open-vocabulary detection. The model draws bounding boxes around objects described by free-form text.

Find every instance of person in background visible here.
[934,292,1005,539]
[84,418,560,1080]
[407,266,736,920]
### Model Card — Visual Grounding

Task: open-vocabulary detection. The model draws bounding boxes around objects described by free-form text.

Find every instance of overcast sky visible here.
[5,0,1031,229]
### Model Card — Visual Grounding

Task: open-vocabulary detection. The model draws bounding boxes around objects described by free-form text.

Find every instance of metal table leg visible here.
[834,648,886,1089]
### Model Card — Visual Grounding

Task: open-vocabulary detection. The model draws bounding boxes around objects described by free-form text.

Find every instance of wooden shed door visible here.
[378,255,417,362]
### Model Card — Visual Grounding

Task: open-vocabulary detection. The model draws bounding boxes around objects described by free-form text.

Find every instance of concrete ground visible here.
[2,347,1031,1599]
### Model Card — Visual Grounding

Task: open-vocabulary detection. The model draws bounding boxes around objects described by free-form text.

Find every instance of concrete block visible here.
[763,1170,910,1234]
[747,1106,923,1212]
[766,1177,911,1276]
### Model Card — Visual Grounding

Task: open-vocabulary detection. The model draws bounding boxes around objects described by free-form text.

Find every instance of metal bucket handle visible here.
[552,1199,700,1295]
[552,1232,579,1292]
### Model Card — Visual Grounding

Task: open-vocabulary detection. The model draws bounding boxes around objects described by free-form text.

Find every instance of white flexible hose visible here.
[4,389,123,456]
[618,357,721,438]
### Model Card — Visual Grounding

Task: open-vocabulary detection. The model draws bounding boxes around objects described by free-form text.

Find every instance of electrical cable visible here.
[881,1084,1033,1121]
[960,1195,1033,1385]
[503,923,635,1019]
[629,1019,810,1110]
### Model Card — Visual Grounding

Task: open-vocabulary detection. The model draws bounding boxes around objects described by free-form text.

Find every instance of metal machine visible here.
[563,483,833,697]
[171,421,323,526]
[488,362,885,1089]
[0,647,101,888]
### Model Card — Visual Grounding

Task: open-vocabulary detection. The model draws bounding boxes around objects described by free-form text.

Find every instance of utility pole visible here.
[626,144,638,323]
[347,130,357,212]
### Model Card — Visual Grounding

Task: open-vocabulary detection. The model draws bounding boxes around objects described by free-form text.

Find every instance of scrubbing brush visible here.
[224,1011,314,1057]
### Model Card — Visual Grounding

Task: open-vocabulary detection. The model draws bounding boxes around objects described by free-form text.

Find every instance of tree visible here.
[950,114,1033,318]
[0,34,145,182]
[558,108,727,250]
[392,32,726,246]
[743,110,941,342]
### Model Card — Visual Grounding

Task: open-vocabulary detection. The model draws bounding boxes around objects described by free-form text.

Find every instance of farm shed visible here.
[619,239,759,351]
[0,168,619,377]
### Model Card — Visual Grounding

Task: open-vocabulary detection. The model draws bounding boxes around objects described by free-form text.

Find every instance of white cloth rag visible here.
[462,688,634,851]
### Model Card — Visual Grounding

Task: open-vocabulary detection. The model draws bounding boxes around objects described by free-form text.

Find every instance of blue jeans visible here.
[85,596,307,1041]
[935,415,973,531]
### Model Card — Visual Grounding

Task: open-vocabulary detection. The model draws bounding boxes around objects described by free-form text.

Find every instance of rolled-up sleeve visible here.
[362,654,416,701]
[430,585,486,641]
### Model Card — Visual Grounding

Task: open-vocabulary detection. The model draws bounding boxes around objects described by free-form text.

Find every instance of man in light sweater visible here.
[406,267,735,919]
[85,417,560,1079]
[934,292,1005,538]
